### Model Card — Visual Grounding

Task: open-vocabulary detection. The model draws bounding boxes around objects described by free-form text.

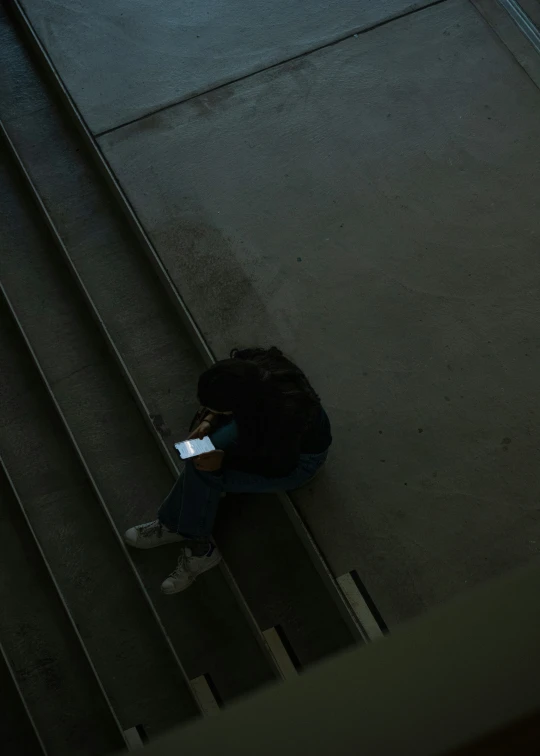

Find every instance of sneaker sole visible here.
[124,530,186,550]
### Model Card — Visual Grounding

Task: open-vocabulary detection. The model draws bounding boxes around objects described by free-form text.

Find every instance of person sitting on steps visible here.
[124,346,332,594]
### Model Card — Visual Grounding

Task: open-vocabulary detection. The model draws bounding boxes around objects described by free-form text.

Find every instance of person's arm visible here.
[188,410,219,439]
[223,423,301,477]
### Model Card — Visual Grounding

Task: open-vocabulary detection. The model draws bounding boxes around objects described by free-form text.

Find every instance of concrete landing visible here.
[17,0,540,624]
[19,0,438,134]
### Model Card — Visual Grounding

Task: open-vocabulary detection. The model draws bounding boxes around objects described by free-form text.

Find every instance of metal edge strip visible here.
[470,0,540,91]
[337,572,387,641]
[497,0,540,53]
[189,676,222,717]
[123,727,145,751]
[263,628,299,681]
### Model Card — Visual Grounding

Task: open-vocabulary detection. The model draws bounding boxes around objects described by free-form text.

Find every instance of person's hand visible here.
[188,420,212,440]
[194,450,225,472]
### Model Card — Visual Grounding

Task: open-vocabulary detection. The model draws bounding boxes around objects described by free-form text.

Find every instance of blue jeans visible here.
[158,420,328,539]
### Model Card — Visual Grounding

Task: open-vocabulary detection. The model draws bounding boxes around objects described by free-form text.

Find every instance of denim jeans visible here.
[158,419,328,539]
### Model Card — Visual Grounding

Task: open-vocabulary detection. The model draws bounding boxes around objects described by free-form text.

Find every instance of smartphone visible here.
[174,436,215,460]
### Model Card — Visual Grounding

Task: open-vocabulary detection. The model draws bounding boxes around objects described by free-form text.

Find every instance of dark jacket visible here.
[224,405,332,478]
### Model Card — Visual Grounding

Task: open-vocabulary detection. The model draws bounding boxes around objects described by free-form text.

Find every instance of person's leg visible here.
[124,420,239,594]
[124,419,238,549]
[158,419,239,535]
[162,446,328,536]
[153,447,328,561]
[158,451,328,595]
[126,420,327,595]
[220,450,328,495]
[158,460,221,537]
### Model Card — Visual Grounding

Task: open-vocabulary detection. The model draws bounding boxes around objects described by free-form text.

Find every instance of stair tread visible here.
[0,471,125,756]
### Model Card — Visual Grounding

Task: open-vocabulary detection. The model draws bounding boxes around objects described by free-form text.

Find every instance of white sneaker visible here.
[161,544,222,594]
[124,520,185,549]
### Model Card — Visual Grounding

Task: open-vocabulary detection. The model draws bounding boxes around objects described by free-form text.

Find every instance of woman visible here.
[124,347,332,594]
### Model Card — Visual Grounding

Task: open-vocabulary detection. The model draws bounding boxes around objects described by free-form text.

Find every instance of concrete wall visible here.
[136,564,540,756]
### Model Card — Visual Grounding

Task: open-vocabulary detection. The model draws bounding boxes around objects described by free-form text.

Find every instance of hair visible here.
[197,347,321,456]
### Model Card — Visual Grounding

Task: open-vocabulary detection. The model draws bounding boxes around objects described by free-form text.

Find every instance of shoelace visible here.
[140,521,163,539]
[170,548,193,579]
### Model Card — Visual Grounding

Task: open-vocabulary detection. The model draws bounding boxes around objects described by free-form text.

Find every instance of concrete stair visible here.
[0,3,367,751]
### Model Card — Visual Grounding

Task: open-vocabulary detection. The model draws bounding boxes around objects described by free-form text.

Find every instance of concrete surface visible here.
[0,426,125,756]
[519,0,540,28]
[97,0,540,624]
[126,563,540,756]
[123,569,540,756]
[15,0,540,626]
[471,0,540,91]
[19,0,440,133]
[0,1,359,679]
[0,143,277,706]
[0,645,44,756]
[0,160,202,731]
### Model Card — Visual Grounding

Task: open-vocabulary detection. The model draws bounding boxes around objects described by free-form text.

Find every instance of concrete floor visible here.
[20,0,437,134]
[19,0,540,624]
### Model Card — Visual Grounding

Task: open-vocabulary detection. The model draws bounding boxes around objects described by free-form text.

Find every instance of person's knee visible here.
[190,462,223,490]
[209,420,239,451]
